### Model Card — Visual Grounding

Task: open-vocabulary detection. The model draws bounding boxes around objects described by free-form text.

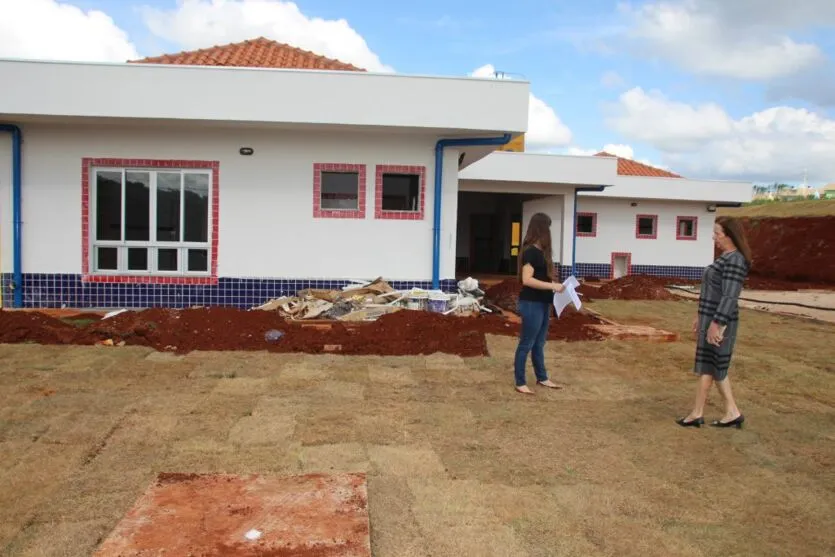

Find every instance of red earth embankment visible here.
[733,217,835,286]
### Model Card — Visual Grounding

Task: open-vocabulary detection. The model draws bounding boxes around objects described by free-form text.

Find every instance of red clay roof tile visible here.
[594,151,682,178]
[130,37,365,72]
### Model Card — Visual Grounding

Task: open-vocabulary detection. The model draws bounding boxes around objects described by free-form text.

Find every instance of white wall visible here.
[3,122,461,281]
[575,197,716,267]
[521,195,565,265]
[0,133,10,275]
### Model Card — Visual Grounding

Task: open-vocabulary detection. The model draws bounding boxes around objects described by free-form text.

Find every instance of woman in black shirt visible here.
[514,212,565,395]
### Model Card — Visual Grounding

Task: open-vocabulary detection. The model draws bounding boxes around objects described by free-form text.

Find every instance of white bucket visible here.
[427,292,449,313]
[407,290,429,310]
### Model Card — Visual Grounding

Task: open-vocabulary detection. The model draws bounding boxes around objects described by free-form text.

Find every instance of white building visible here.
[0,39,752,309]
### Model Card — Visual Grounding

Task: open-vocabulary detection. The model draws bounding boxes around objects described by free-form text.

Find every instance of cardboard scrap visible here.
[251,276,488,322]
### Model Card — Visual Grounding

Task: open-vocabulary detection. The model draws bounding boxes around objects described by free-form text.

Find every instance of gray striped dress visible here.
[695,250,749,381]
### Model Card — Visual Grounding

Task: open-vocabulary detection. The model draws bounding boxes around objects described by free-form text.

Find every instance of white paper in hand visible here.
[553,275,582,317]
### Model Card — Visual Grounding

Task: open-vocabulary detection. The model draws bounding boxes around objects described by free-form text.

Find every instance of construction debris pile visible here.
[0,303,605,357]
[252,277,493,321]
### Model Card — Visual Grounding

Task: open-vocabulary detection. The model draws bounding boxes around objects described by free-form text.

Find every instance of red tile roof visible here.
[594,151,682,178]
[130,37,365,72]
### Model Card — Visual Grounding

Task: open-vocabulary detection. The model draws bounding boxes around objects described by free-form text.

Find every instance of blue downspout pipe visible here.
[0,124,22,308]
[572,186,606,278]
[433,133,512,289]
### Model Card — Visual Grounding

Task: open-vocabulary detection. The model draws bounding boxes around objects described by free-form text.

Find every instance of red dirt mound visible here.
[484,279,521,313]
[737,216,835,286]
[578,275,696,301]
[0,310,97,345]
[0,306,605,357]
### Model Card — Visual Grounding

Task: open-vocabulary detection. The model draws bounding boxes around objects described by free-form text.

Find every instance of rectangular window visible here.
[321,171,359,210]
[635,214,658,239]
[676,216,698,240]
[313,163,366,219]
[375,165,426,220]
[90,167,213,277]
[381,173,420,212]
[576,212,597,237]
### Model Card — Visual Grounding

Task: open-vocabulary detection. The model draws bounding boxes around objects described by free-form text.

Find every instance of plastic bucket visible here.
[406,290,429,310]
[427,293,449,313]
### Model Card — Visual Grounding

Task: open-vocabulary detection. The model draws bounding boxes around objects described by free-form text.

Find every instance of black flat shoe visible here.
[676,417,704,428]
[710,415,744,429]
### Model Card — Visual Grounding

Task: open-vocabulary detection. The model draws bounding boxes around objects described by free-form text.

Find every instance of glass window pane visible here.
[125,171,150,241]
[156,173,181,242]
[638,217,655,236]
[188,249,208,272]
[381,173,419,211]
[95,171,122,241]
[96,247,118,270]
[184,173,210,242]
[321,172,359,210]
[128,248,148,271]
[158,248,178,272]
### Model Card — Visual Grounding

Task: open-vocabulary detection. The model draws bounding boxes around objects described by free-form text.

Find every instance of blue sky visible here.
[2,0,835,185]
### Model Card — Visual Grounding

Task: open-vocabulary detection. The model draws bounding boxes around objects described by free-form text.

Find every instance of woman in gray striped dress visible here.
[677,217,752,429]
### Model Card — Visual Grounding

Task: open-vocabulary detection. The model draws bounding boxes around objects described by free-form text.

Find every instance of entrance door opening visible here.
[612,253,631,279]
[456,192,526,277]
[456,192,563,280]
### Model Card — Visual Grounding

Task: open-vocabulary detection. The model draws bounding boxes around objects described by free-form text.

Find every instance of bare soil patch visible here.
[1,301,833,556]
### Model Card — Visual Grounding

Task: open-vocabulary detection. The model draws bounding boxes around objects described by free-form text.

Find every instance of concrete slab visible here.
[94,472,370,556]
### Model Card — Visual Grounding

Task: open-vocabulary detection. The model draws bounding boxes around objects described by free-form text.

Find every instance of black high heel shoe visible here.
[675,416,704,428]
[710,415,744,429]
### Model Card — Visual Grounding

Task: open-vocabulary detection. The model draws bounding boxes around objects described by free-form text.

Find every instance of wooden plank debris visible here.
[586,324,679,343]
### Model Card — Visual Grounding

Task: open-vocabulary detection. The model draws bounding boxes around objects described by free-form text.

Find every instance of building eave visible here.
[0,58,530,134]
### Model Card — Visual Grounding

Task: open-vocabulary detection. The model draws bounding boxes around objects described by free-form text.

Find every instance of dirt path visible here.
[669,287,835,323]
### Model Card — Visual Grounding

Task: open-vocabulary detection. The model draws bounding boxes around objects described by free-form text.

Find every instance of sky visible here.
[1,0,835,186]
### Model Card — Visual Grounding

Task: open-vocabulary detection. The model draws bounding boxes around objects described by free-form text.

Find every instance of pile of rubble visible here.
[252,277,493,321]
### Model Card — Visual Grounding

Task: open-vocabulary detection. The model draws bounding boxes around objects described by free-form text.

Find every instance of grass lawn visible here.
[1,300,834,556]
[719,199,835,218]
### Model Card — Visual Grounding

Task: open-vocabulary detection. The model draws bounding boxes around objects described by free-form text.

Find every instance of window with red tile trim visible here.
[610,252,632,279]
[635,214,658,239]
[676,216,698,240]
[81,158,219,285]
[313,163,366,219]
[374,165,426,220]
[576,212,597,237]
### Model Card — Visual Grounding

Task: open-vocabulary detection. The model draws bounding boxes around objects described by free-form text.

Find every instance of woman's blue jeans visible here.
[514,299,551,386]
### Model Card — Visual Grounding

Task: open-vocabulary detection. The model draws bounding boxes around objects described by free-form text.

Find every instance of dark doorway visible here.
[456,192,527,276]
[469,214,498,273]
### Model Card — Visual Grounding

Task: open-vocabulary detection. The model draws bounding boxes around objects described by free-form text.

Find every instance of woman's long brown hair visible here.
[716,216,753,266]
[518,212,554,281]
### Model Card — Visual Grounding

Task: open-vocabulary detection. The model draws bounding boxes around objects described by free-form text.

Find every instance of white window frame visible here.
[320,170,361,211]
[89,166,213,277]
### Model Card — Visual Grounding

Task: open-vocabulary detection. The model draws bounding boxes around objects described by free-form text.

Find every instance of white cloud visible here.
[608,87,835,183]
[567,144,633,159]
[607,87,734,151]
[140,0,392,72]
[600,70,625,89]
[565,144,667,170]
[621,0,829,80]
[0,0,138,62]
[472,64,572,151]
